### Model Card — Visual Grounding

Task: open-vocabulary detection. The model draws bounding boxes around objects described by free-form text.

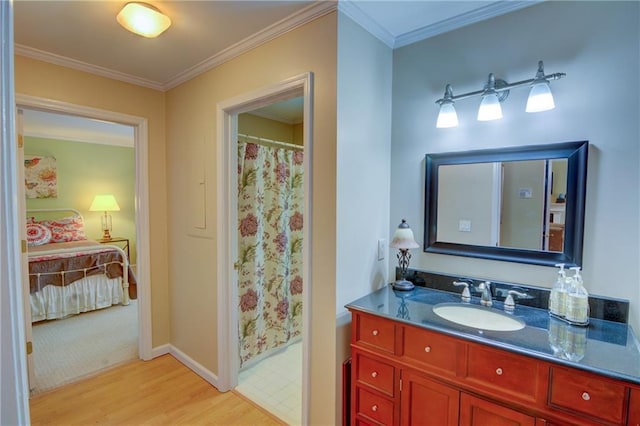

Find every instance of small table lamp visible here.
[390,219,419,291]
[89,194,120,240]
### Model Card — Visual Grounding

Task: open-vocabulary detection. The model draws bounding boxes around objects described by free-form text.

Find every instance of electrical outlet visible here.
[377,239,386,261]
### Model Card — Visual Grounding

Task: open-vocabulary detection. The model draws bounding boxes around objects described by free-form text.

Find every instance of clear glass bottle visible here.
[565,266,589,325]
[549,263,567,318]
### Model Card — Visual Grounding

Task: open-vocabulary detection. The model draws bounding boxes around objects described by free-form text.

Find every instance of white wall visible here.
[390,1,640,331]
[437,162,495,245]
[336,11,393,423]
[336,14,393,314]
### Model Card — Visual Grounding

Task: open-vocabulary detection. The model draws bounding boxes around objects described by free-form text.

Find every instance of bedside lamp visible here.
[89,194,120,241]
[390,219,420,291]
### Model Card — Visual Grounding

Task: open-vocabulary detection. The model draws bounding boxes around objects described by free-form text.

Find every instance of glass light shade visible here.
[89,195,121,212]
[477,93,503,121]
[117,2,171,38]
[390,225,419,249]
[526,82,555,112]
[436,102,459,128]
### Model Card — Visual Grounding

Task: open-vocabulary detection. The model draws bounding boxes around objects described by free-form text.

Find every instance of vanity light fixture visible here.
[435,60,565,128]
[390,219,420,291]
[117,2,171,38]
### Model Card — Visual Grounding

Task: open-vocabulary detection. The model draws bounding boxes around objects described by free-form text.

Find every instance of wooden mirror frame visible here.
[424,141,588,267]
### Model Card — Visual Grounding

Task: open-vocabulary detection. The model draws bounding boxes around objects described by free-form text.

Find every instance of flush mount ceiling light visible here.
[117,2,171,38]
[435,60,566,128]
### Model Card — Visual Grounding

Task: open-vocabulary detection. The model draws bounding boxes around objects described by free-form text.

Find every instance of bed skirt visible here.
[30,274,124,322]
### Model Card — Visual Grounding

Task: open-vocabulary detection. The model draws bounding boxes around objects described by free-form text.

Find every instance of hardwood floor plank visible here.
[30,354,286,425]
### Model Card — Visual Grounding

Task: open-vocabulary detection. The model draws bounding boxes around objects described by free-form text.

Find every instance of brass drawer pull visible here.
[496,368,503,375]
[371,371,378,378]
[424,346,431,353]
[372,404,378,412]
[372,329,379,336]
[582,392,590,401]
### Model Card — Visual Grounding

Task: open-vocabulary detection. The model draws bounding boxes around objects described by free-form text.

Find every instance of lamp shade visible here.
[436,102,459,128]
[390,219,419,249]
[477,93,503,121]
[117,2,171,38]
[89,195,120,212]
[526,81,555,112]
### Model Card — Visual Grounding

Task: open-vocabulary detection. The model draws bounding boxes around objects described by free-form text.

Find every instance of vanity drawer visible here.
[355,386,395,425]
[355,313,396,354]
[402,325,461,376]
[355,351,396,397]
[465,343,541,403]
[548,367,626,424]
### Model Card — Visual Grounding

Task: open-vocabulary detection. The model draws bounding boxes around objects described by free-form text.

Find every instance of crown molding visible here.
[337,1,395,48]
[14,1,336,93]
[14,44,165,91]
[163,1,337,90]
[394,1,542,49]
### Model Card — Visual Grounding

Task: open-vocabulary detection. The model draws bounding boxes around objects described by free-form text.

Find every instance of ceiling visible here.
[15,0,538,142]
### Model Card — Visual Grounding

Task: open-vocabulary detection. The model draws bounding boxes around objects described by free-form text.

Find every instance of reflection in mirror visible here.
[424,141,588,267]
[437,158,568,252]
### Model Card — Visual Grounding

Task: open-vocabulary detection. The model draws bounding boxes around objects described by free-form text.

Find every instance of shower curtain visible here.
[237,140,304,367]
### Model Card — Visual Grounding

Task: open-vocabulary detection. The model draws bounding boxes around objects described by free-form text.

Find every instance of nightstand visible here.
[97,236,130,261]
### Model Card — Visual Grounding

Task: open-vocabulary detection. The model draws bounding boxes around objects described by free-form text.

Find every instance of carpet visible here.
[31,300,138,394]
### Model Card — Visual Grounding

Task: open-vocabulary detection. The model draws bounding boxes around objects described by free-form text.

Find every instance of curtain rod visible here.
[238,133,303,151]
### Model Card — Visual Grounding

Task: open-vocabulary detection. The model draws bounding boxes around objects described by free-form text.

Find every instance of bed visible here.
[27,208,137,322]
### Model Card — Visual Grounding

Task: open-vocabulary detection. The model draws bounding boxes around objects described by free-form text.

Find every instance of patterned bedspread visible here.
[28,240,137,299]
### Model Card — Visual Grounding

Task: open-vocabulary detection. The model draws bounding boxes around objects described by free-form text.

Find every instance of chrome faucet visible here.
[504,290,528,313]
[478,281,493,307]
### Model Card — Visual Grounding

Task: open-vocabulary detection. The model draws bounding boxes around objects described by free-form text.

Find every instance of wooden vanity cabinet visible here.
[349,310,637,426]
[459,393,535,426]
[401,369,459,426]
[628,387,640,426]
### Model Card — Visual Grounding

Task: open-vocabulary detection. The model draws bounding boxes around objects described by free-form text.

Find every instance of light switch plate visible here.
[459,220,471,232]
[377,239,386,261]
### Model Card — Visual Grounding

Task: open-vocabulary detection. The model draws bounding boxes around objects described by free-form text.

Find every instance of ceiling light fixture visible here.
[117,2,171,38]
[435,60,565,128]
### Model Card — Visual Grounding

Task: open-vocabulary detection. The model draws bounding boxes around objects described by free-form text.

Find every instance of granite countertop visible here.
[346,285,640,386]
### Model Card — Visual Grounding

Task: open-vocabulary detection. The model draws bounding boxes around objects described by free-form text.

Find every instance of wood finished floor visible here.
[29,354,286,425]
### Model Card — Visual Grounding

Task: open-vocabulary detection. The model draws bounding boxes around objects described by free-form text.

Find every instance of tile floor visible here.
[236,341,302,425]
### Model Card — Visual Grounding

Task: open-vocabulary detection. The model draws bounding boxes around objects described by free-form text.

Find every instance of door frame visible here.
[15,94,153,362]
[1,1,31,423]
[216,72,313,423]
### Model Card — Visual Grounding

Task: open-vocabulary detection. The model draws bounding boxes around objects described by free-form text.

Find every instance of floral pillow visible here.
[26,223,52,247]
[40,215,87,243]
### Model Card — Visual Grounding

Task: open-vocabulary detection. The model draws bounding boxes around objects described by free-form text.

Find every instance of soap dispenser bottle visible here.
[565,267,589,325]
[549,263,567,318]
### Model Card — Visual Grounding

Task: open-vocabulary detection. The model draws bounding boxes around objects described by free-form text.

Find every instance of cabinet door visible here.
[460,393,535,426]
[400,370,459,426]
[629,387,640,426]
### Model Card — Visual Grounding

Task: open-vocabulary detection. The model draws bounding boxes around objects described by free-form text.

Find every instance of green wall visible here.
[25,137,137,264]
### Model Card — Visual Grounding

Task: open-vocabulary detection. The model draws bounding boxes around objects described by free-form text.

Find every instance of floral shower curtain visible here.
[237,140,304,367]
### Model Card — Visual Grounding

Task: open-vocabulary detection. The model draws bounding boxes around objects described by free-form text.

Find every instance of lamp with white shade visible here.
[389,219,420,291]
[89,194,120,241]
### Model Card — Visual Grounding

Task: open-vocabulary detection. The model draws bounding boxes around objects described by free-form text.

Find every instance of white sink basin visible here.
[432,303,526,331]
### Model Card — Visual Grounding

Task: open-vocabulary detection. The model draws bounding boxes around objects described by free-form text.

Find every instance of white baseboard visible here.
[150,343,171,359]
[168,345,220,389]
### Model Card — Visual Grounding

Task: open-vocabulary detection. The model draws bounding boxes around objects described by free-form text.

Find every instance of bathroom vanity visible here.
[346,284,640,426]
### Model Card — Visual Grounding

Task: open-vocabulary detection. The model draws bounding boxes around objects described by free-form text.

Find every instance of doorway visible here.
[234,98,304,424]
[15,95,153,393]
[216,73,312,425]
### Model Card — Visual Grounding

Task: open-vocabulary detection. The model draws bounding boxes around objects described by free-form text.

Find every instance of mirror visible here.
[424,141,588,267]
